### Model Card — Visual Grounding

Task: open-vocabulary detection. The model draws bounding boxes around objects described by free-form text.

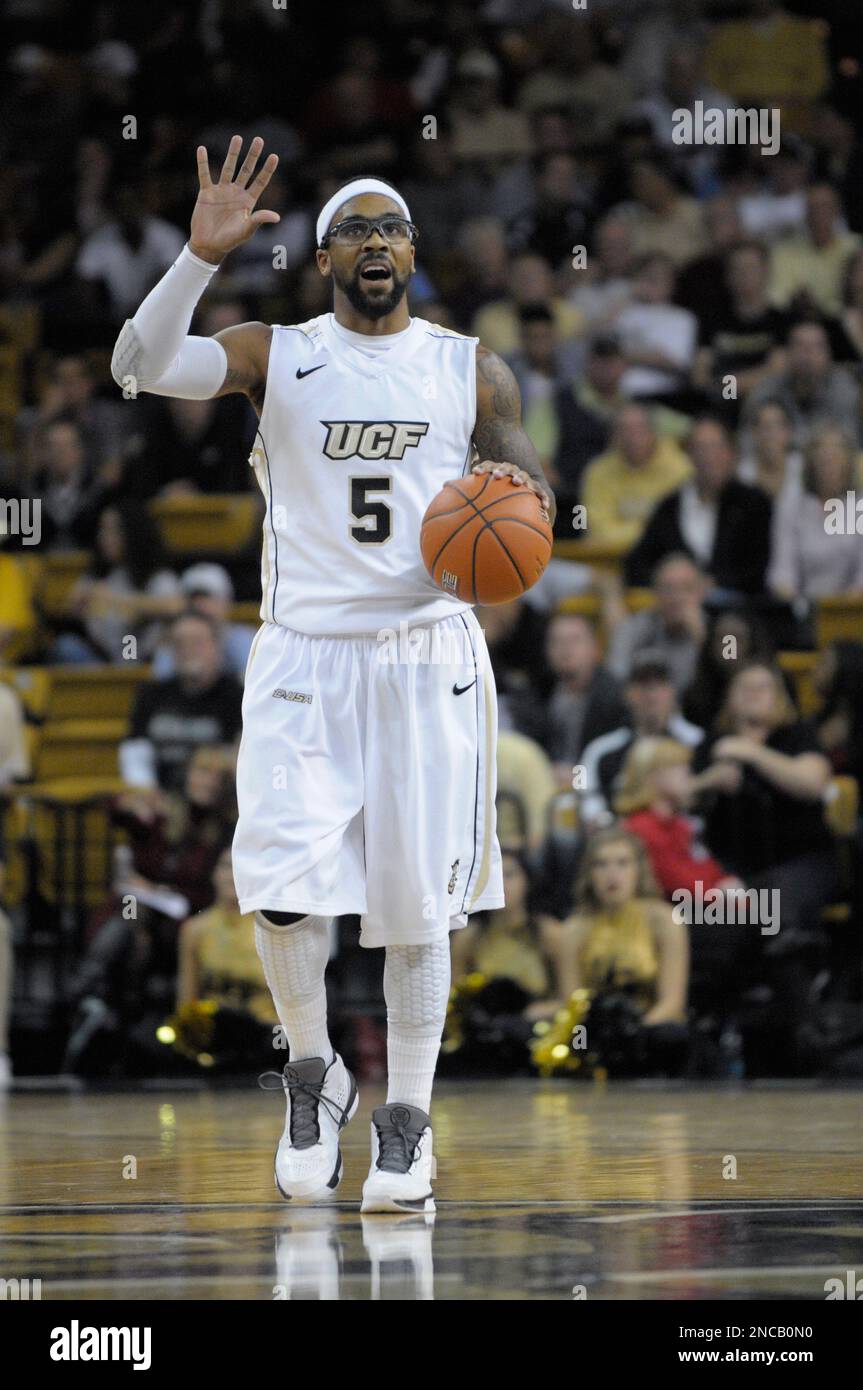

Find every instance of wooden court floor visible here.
[1,1081,861,1300]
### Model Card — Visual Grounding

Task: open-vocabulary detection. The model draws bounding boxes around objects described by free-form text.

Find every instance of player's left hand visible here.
[471,460,551,520]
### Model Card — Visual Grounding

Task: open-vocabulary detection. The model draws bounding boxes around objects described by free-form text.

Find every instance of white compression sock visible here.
[384,941,451,1113]
[254,913,334,1065]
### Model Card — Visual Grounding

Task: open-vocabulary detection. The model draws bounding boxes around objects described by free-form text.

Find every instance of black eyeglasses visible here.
[320,216,419,248]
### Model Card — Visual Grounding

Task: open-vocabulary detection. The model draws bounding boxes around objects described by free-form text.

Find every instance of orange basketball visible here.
[420,471,553,605]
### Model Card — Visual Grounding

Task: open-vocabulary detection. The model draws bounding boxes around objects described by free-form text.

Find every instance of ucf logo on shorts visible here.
[322,421,429,461]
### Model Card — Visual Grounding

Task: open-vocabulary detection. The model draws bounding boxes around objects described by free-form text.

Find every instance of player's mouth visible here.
[359,258,393,284]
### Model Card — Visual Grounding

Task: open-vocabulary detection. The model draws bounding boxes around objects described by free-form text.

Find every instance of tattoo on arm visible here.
[474,347,556,522]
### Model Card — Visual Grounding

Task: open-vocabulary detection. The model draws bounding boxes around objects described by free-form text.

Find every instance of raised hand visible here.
[189,135,280,265]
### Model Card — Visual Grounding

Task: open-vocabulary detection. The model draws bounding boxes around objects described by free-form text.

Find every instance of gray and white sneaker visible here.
[260,1054,358,1201]
[361,1103,437,1215]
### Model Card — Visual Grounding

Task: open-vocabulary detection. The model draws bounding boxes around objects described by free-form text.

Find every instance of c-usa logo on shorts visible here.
[321,421,429,460]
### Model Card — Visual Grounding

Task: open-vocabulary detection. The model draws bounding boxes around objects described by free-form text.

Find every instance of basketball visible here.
[420,471,553,605]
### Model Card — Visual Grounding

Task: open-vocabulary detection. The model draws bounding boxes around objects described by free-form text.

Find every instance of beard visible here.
[333,261,411,320]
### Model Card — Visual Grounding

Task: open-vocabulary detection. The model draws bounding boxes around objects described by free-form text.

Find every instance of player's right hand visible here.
[189,135,280,265]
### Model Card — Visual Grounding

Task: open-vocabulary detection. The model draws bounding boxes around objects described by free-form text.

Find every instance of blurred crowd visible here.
[1,0,863,1084]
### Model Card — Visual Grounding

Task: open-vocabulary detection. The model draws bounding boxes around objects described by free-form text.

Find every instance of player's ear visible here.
[315,248,331,278]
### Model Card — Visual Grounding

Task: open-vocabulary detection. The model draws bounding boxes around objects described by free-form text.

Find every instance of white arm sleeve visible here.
[110,243,228,400]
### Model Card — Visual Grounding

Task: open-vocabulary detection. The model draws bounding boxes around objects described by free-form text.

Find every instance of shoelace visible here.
[258,1069,350,1150]
[376,1115,420,1174]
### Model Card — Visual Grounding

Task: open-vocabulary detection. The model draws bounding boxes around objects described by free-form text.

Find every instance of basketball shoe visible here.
[360,1103,436,1214]
[260,1054,358,1200]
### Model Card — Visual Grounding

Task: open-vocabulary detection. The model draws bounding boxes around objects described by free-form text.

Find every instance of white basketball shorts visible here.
[232,609,504,947]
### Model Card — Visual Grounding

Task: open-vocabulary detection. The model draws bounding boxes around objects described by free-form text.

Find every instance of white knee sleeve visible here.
[254,912,331,998]
[384,941,451,1037]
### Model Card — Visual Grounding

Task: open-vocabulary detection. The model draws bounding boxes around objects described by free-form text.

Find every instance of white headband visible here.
[316,178,412,247]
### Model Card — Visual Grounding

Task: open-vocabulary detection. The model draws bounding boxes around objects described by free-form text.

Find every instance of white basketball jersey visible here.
[249,313,478,635]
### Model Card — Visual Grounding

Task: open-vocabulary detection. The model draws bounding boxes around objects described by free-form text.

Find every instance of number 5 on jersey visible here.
[350,476,392,544]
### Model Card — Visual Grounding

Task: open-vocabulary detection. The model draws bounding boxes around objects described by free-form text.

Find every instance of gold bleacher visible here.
[150,493,261,557]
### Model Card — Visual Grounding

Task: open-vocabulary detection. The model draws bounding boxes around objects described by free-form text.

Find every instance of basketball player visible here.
[111,137,556,1214]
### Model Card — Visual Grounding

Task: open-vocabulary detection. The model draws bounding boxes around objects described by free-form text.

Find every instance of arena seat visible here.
[44,665,151,722]
[229,601,261,626]
[23,781,124,913]
[816,596,863,648]
[552,537,628,578]
[0,796,28,909]
[34,720,126,782]
[558,594,600,620]
[777,651,820,717]
[150,494,261,557]
[37,552,90,619]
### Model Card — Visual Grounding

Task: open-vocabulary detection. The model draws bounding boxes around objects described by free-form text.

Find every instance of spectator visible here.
[505,305,569,477]
[450,217,510,328]
[675,193,742,323]
[744,321,862,448]
[552,826,689,1061]
[626,417,772,597]
[472,252,586,361]
[506,151,591,269]
[0,821,12,1088]
[616,736,740,900]
[479,597,549,723]
[490,106,579,231]
[619,0,712,99]
[769,426,863,603]
[174,848,276,1069]
[401,130,485,266]
[691,661,836,935]
[814,640,863,786]
[53,500,181,664]
[451,848,559,1020]
[565,216,635,328]
[517,13,634,152]
[64,748,236,1074]
[25,417,108,551]
[693,241,790,417]
[552,335,627,513]
[540,613,627,783]
[632,40,735,192]
[152,563,256,681]
[120,611,243,791]
[613,154,707,269]
[704,0,829,130]
[447,50,531,178]
[613,253,698,407]
[682,609,777,732]
[579,653,704,828]
[770,184,861,318]
[582,403,691,549]
[837,247,863,362]
[607,553,708,697]
[736,137,810,242]
[75,179,185,322]
[0,682,29,784]
[496,730,558,861]
[736,399,804,506]
[122,391,258,498]
[19,353,131,478]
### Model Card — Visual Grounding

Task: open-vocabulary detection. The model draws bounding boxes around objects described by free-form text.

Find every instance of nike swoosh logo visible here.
[296,365,326,379]
[452,680,477,696]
